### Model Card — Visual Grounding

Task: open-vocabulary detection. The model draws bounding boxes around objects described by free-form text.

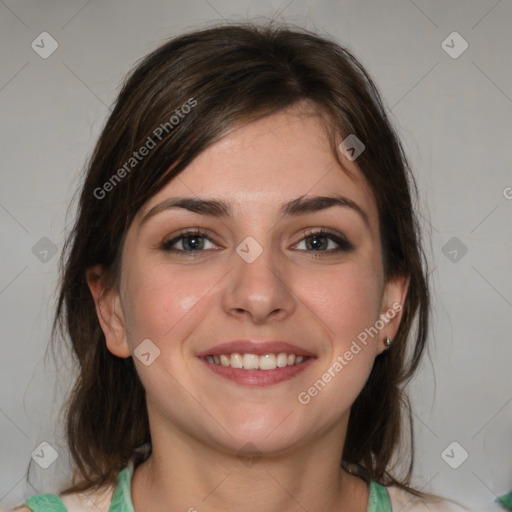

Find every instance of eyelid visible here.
[297,227,346,241]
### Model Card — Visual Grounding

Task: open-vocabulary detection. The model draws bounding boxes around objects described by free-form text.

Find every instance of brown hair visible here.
[42,20,430,498]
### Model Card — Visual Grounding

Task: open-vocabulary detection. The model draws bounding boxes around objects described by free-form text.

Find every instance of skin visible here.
[86,103,409,512]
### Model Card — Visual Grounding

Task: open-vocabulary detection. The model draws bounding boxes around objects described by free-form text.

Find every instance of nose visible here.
[221,239,296,324]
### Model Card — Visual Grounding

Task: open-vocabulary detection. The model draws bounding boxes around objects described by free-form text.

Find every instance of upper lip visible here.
[196,340,316,358]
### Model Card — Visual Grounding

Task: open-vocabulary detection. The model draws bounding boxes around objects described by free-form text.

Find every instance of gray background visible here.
[1,1,511,511]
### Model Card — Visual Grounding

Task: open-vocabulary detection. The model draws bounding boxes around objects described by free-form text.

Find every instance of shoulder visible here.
[387,485,472,511]
[9,493,68,512]
[11,456,139,512]
[10,484,115,512]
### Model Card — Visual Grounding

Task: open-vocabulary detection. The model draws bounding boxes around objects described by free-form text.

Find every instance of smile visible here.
[205,352,307,370]
[198,353,315,386]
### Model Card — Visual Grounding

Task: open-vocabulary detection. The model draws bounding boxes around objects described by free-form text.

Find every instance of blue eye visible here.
[294,228,354,254]
[161,230,216,253]
[160,228,354,256]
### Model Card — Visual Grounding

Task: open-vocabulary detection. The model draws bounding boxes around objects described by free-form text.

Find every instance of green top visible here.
[497,489,512,510]
[22,462,392,511]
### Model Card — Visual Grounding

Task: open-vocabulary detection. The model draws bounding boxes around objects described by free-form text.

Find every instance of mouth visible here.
[196,340,316,386]
[198,354,315,386]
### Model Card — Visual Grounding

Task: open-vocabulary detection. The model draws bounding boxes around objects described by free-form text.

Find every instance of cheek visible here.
[296,264,381,414]
[120,262,177,336]
[298,261,383,345]
[121,259,220,348]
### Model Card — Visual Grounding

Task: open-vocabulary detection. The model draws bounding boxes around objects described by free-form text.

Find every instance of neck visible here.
[131,414,369,511]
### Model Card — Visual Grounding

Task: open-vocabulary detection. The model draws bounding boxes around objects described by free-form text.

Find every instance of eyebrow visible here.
[140,194,370,230]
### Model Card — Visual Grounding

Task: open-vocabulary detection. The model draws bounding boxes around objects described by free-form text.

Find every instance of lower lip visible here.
[198,357,316,386]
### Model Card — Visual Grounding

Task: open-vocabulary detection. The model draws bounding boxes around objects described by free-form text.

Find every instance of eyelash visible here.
[160,228,354,257]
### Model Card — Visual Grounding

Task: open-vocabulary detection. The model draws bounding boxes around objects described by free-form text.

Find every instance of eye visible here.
[161,230,219,255]
[293,228,354,255]
[160,228,354,257]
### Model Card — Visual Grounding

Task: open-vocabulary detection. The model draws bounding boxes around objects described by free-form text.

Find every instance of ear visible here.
[85,264,131,358]
[376,273,410,355]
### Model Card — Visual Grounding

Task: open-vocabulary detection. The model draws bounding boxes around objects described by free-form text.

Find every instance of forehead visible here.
[137,109,379,231]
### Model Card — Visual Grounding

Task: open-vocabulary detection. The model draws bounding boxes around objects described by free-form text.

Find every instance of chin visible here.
[206,412,306,456]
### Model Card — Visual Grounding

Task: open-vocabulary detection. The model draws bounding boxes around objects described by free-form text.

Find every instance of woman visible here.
[14,21,470,511]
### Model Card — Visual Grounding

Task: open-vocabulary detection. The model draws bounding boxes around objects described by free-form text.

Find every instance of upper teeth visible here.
[205,353,306,370]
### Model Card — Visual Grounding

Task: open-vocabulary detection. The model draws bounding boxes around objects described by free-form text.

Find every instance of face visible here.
[88,105,408,456]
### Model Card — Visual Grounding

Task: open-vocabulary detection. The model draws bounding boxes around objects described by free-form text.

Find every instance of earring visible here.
[384,336,392,350]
